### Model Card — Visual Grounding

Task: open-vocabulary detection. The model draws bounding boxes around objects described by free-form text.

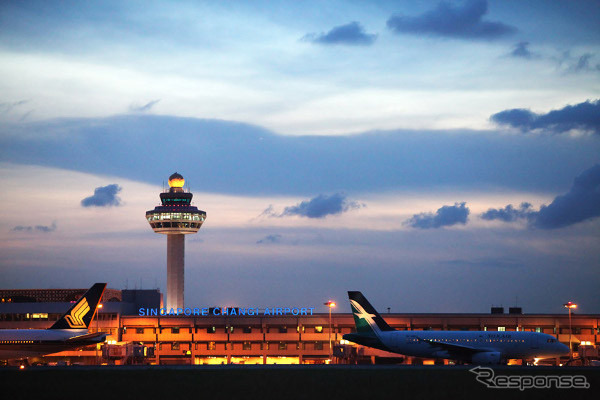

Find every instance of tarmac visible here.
[1,364,598,399]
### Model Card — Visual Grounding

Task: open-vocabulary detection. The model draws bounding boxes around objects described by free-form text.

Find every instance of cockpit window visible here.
[547,339,556,343]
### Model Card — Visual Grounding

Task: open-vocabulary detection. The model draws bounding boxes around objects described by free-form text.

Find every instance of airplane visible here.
[0,283,107,362]
[342,291,570,365]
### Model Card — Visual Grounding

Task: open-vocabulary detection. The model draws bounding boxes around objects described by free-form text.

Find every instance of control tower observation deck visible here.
[146,173,206,310]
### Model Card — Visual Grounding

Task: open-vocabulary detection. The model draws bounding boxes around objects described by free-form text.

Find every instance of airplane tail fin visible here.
[348,291,394,334]
[49,283,106,329]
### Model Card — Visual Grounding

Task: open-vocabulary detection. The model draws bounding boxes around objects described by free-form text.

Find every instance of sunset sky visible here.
[1,0,599,313]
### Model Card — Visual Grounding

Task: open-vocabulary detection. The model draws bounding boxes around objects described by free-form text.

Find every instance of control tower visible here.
[146,173,206,310]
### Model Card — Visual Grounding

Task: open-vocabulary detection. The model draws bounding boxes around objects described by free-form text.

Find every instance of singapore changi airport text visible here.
[139,307,315,317]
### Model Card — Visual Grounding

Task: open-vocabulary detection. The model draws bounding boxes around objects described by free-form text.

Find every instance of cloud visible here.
[529,164,600,229]
[405,202,470,229]
[269,193,364,219]
[12,222,57,233]
[510,41,534,59]
[481,202,533,222]
[568,53,600,73]
[556,51,600,74]
[0,100,29,114]
[303,21,376,46]
[129,99,160,112]
[81,184,122,207]
[491,99,600,134]
[386,0,516,40]
[256,234,282,244]
[479,164,600,229]
[1,114,599,197]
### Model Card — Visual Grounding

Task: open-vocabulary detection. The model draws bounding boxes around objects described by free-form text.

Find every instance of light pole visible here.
[96,304,103,365]
[563,301,577,360]
[324,301,336,363]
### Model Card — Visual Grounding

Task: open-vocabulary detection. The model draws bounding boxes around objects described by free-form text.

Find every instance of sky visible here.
[1,0,599,314]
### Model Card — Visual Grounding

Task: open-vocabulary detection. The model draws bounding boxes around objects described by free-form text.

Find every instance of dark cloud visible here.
[1,114,600,197]
[530,164,600,229]
[481,202,533,222]
[257,234,282,244]
[386,0,516,40]
[12,222,56,233]
[510,41,533,59]
[405,202,470,229]
[303,22,376,46]
[274,193,363,219]
[129,99,160,112]
[81,184,122,207]
[491,99,600,134]
[568,53,600,73]
[480,164,600,229]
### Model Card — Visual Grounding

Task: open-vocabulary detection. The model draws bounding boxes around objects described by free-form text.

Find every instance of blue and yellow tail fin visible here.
[50,283,106,330]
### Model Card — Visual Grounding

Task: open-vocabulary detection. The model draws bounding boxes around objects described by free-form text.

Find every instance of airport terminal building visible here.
[1,288,599,366]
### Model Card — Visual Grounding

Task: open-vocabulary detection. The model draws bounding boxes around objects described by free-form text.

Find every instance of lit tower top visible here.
[146,173,206,310]
[146,172,207,234]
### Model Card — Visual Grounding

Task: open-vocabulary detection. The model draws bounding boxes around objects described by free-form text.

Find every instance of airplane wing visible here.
[420,338,487,357]
[66,332,107,342]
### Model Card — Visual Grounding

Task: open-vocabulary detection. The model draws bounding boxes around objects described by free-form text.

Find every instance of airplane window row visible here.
[0,340,35,344]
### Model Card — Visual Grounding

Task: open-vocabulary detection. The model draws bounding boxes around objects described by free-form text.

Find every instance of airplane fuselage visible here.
[344,330,569,363]
[0,329,104,360]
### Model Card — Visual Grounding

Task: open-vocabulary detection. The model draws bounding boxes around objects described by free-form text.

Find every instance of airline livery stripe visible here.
[65,298,90,328]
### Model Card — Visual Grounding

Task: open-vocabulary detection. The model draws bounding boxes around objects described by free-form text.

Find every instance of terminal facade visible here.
[0,288,598,366]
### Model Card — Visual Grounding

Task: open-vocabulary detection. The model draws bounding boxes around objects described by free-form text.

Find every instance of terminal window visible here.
[243,327,252,333]
[136,328,144,334]
[207,327,216,334]
[207,342,216,350]
[278,342,287,350]
[172,342,180,350]
[278,327,287,333]
[314,326,323,333]
[172,327,180,334]
[243,342,251,350]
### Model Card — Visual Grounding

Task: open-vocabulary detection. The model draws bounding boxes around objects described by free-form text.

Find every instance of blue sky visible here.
[1,0,599,313]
